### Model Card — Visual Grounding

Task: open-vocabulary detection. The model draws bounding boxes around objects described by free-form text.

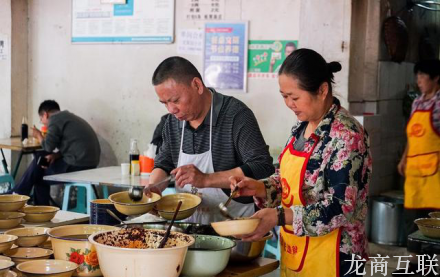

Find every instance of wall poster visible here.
[203,22,248,93]
[72,0,175,43]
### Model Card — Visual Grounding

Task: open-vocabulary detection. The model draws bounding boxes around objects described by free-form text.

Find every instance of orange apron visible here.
[405,106,440,209]
[279,135,342,277]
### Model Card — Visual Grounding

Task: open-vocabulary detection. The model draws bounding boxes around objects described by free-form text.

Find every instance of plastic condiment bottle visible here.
[129,139,140,174]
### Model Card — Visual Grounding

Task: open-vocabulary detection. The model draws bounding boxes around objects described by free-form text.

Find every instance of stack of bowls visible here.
[0,260,14,277]
[3,247,53,265]
[0,235,17,254]
[4,227,49,247]
[0,195,29,212]
[22,206,59,223]
[109,191,161,216]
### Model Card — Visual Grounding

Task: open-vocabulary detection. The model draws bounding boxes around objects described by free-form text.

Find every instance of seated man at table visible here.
[11,100,101,205]
[144,56,274,224]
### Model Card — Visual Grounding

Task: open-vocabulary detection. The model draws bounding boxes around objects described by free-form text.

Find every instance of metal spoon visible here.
[107,209,127,225]
[218,186,239,220]
[128,175,175,201]
[158,200,182,248]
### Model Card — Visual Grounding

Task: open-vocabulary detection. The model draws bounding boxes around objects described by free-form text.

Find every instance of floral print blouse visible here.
[258,97,372,260]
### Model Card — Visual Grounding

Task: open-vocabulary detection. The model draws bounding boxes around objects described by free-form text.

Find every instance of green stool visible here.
[62,183,109,214]
[0,174,15,191]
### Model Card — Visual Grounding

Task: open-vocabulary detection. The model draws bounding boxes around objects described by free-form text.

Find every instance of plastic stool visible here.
[0,174,15,191]
[62,183,109,215]
[264,228,281,260]
[163,187,176,196]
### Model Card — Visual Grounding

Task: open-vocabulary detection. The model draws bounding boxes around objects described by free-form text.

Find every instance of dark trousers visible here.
[12,151,93,205]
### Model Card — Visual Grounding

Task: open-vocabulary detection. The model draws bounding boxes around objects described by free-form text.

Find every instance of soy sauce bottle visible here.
[21,117,28,141]
[129,139,140,174]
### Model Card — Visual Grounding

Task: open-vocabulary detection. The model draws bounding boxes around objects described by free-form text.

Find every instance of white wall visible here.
[0,0,12,171]
[26,0,351,165]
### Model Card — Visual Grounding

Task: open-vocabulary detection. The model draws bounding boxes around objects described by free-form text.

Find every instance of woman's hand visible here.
[229,176,266,199]
[238,208,278,241]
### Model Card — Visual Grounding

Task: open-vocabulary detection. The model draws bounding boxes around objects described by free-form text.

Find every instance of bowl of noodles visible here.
[89,228,195,277]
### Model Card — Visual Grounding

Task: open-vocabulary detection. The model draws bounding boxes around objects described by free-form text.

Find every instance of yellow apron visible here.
[405,107,440,209]
[279,136,342,277]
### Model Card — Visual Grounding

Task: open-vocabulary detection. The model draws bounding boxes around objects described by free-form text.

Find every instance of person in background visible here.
[144,56,274,224]
[151,114,169,155]
[269,41,297,73]
[398,59,440,236]
[230,49,372,277]
[11,100,101,205]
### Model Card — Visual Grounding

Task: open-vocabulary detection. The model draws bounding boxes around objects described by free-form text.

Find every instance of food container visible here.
[230,232,274,262]
[89,228,195,277]
[90,199,127,225]
[16,259,78,277]
[0,235,17,254]
[0,195,29,212]
[109,191,161,216]
[211,218,260,236]
[0,212,25,229]
[3,247,53,265]
[414,218,440,239]
[155,193,201,220]
[22,206,59,223]
[47,224,119,277]
[370,196,405,246]
[4,227,49,247]
[181,235,235,277]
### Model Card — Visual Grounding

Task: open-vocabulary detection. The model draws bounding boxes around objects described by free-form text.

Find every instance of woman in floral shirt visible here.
[230,49,372,277]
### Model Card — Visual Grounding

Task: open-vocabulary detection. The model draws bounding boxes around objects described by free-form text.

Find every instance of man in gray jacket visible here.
[11,100,101,205]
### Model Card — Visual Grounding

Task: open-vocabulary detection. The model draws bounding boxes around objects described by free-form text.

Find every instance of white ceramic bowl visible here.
[89,228,195,277]
[181,235,235,277]
[47,224,119,277]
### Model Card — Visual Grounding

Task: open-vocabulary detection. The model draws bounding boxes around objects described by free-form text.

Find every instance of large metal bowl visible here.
[229,232,273,262]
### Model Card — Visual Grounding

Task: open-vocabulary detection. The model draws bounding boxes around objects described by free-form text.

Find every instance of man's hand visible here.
[143,186,163,198]
[32,125,43,143]
[397,156,406,176]
[171,164,208,188]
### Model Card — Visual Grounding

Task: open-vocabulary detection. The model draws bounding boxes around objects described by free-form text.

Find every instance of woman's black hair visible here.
[279,48,342,95]
[414,59,440,85]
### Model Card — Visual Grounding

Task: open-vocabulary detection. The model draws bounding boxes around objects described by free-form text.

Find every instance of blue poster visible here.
[203,22,248,92]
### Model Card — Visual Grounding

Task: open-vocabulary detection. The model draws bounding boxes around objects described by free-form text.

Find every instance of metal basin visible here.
[229,232,273,262]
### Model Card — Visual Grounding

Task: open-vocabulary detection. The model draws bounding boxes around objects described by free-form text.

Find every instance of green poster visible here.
[248,40,298,73]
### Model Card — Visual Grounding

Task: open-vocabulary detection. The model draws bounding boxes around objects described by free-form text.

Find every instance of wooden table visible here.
[0,210,89,233]
[44,166,151,189]
[218,258,280,277]
[0,137,41,178]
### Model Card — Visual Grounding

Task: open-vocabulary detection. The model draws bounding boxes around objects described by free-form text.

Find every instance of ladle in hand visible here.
[128,175,174,201]
[218,186,239,220]
[158,200,182,248]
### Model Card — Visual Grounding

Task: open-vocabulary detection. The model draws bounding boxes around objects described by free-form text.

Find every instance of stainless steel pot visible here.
[371,196,406,246]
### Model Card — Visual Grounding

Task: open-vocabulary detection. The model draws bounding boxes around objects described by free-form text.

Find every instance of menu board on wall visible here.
[203,22,248,93]
[71,0,175,43]
[183,0,225,21]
